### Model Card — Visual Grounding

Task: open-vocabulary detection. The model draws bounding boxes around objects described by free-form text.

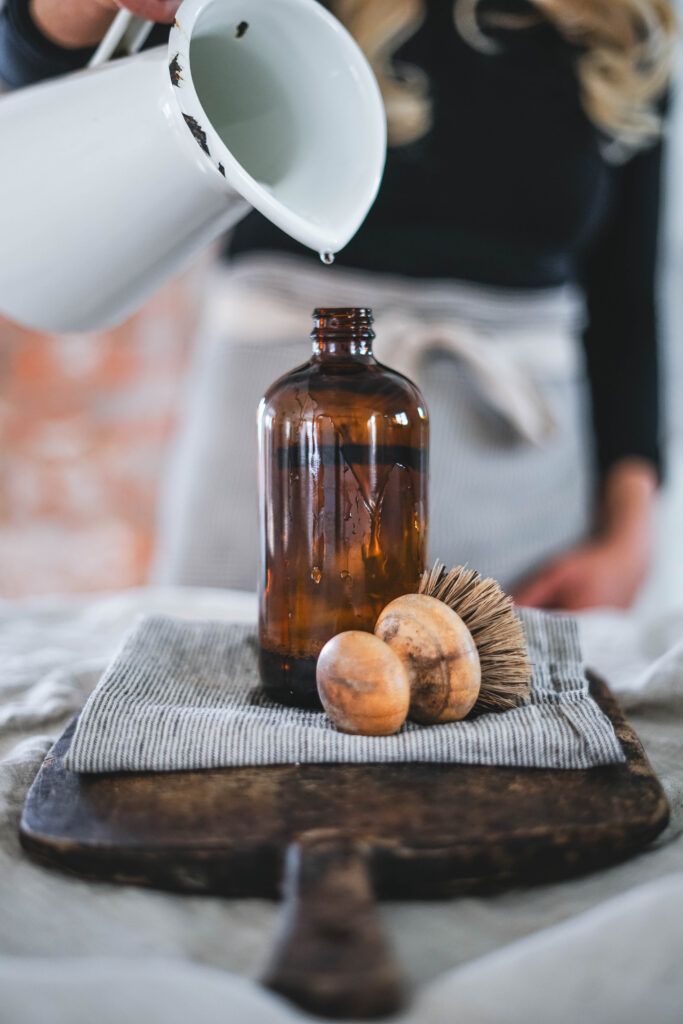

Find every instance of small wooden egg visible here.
[374,593,481,724]
[316,631,410,736]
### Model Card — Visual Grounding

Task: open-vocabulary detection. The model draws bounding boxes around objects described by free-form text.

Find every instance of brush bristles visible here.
[419,562,532,712]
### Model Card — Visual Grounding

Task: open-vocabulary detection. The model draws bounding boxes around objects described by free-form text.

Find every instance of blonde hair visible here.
[331,0,677,153]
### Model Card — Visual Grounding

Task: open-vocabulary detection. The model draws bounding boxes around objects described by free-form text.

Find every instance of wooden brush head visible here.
[419,563,532,712]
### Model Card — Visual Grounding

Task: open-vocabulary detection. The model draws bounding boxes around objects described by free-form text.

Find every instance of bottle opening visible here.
[311,308,375,355]
[312,308,374,329]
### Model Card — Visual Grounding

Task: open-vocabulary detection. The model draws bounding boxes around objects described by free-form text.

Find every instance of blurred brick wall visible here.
[0,268,204,597]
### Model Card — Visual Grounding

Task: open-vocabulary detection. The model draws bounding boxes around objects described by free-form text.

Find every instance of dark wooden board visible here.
[20,676,668,898]
[19,675,669,1018]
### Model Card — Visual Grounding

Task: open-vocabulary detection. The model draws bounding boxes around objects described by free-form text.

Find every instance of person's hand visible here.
[513,458,658,611]
[513,534,651,610]
[30,0,180,50]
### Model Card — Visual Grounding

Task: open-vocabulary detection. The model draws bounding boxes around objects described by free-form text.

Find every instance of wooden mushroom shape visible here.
[316,631,411,736]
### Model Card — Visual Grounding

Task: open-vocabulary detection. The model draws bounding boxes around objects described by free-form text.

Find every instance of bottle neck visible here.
[310,308,375,361]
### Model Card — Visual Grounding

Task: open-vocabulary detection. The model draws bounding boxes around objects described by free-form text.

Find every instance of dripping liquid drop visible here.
[319,251,335,265]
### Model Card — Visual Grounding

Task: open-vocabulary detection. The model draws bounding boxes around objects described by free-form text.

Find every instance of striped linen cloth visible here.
[64,610,625,773]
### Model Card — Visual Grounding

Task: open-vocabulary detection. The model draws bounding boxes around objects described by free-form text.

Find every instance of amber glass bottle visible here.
[257,308,429,707]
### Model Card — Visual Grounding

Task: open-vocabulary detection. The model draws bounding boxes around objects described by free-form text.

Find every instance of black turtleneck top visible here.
[0,0,666,478]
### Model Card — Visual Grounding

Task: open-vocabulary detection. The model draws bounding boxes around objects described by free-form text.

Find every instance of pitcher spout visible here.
[0,0,385,333]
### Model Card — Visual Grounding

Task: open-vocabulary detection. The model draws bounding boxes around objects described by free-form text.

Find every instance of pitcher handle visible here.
[88,10,154,67]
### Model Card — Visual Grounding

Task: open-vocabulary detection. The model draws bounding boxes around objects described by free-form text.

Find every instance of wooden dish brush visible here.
[317,561,532,735]
[418,561,532,713]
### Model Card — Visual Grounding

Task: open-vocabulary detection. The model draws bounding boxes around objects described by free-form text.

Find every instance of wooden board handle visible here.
[262,830,403,1019]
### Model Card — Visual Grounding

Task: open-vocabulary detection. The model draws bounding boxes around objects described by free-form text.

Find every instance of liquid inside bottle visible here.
[257,308,429,707]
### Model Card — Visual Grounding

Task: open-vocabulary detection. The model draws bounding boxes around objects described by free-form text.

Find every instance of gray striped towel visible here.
[64,610,625,773]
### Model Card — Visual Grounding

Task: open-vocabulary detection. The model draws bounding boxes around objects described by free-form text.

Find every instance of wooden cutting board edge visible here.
[19,673,670,900]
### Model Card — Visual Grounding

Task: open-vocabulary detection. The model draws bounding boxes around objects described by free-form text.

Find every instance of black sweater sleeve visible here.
[579,138,665,482]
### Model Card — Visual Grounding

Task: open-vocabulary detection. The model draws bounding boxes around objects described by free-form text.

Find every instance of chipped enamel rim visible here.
[167,0,386,254]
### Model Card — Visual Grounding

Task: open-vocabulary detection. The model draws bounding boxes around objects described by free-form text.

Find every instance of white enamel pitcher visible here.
[0,0,386,333]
